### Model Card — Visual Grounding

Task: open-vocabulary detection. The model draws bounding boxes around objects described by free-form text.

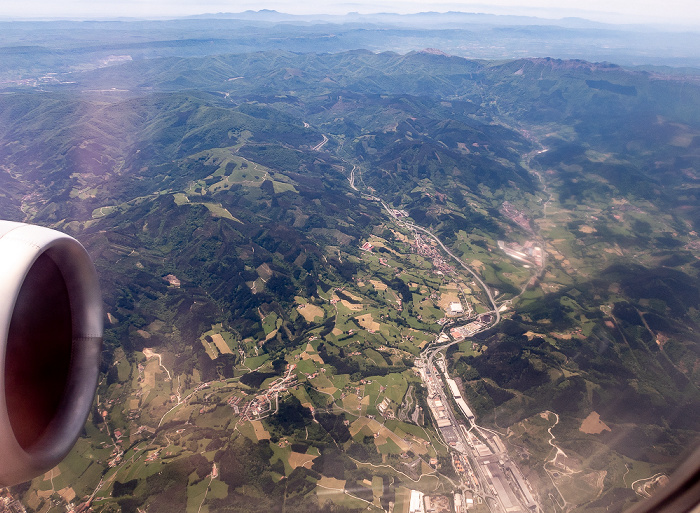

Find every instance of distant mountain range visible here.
[0,10,698,74]
[183,9,614,29]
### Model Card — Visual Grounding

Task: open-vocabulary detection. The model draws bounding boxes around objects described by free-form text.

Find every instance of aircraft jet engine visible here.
[0,221,102,486]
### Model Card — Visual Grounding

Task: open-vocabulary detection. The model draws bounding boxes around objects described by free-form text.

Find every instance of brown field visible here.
[297,303,324,322]
[578,225,597,234]
[211,334,233,354]
[301,342,324,363]
[288,451,317,469]
[370,279,387,291]
[355,313,381,331]
[318,476,346,490]
[301,352,324,364]
[57,487,76,502]
[342,394,361,412]
[470,260,485,272]
[580,411,611,434]
[332,328,343,336]
[438,286,461,309]
[200,338,218,359]
[250,420,271,441]
[144,359,159,388]
[341,300,364,311]
[43,468,61,480]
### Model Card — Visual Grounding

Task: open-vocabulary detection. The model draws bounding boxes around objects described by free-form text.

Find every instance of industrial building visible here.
[448,302,464,315]
[409,490,425,513]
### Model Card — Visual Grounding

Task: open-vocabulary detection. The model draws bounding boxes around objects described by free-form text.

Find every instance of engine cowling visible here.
[0,221,102,486]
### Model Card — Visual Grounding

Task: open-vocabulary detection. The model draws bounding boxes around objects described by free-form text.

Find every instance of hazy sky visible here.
[1,0,699,26]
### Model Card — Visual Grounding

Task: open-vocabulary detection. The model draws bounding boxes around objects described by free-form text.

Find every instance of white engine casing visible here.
[0,221,102,486]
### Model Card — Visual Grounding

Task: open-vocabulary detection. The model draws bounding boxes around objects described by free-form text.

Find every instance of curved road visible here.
[380,200,501,326]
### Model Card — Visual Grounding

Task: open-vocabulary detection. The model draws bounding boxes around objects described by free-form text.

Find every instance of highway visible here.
[312,133,329,151]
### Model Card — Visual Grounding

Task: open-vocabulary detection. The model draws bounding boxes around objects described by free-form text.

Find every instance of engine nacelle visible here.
[0,222,102,486]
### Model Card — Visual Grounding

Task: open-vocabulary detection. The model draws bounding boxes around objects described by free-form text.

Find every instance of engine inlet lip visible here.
[0,222,102,486]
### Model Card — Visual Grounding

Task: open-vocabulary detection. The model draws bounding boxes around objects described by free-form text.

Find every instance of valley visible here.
[0,48,699,513]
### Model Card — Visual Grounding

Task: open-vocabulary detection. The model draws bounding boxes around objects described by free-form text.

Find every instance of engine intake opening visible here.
[5,252,73,450]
